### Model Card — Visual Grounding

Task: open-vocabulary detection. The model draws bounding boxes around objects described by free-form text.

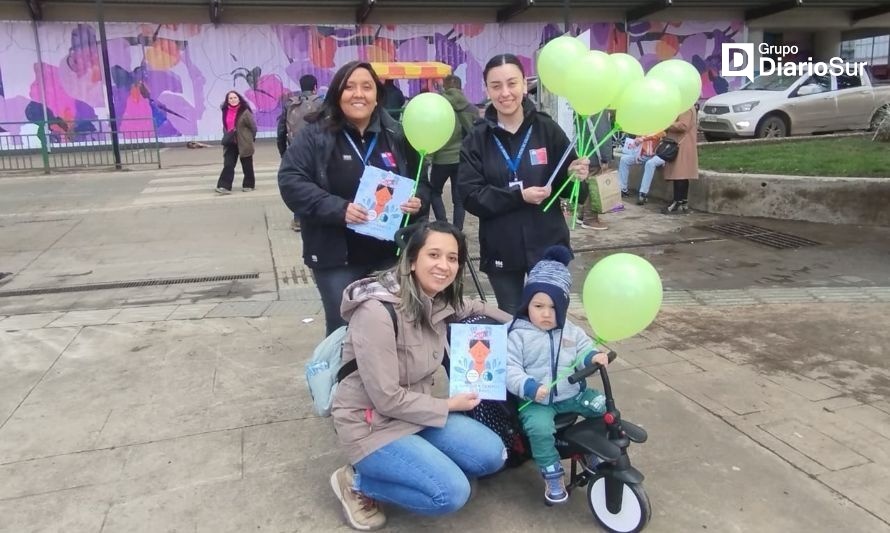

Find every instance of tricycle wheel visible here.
[587,474,651,533]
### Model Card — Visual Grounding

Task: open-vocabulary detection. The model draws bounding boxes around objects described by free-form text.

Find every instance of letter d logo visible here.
[722,43,755,82]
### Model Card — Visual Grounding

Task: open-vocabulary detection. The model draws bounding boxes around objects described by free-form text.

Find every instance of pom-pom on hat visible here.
[519,245,573,329]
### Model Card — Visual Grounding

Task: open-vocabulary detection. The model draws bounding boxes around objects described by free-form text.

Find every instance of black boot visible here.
[636,193,648,206]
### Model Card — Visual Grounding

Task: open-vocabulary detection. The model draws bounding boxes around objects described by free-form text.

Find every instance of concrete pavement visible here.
[1,150,889,532]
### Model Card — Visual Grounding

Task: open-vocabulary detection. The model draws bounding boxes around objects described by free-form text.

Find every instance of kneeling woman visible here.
[330,221,511,531]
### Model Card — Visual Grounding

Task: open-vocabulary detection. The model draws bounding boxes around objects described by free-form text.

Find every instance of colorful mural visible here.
[627,20,746,99]
[0,20,742,143]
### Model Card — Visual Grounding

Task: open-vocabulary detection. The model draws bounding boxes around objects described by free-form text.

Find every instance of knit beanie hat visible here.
[519,245,573,329]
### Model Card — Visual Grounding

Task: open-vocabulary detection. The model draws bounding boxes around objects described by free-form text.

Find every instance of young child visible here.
[505,245,610,505]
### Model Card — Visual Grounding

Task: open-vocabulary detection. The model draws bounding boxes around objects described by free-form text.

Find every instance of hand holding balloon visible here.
[567,158,590,181]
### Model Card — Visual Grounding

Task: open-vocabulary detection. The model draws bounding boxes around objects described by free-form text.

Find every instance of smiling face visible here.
[528,292,556,331]
[411,230,459,297]
[226,92,240,107]
[484,63,526,119]
[339,67,378,128]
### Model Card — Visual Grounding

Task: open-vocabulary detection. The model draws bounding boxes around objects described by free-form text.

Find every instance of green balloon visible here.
[537,35,589,97]
[607,53,645,109]
[647,59,703,111]
[615,77,681,135]
[582,253,663,342]
[401,92,456,153]
[564,51,619,116]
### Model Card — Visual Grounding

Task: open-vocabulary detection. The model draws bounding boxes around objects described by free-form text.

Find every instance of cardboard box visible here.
[590,170,623,214]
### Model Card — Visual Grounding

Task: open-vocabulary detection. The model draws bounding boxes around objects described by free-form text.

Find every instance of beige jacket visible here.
[331,274,511,464]
[664,108,699,181]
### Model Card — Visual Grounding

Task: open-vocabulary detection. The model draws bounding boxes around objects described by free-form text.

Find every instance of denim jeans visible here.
[354,414,506,515]
[312,264,380,336]
[486,270,526,315]
[618,154,664,196]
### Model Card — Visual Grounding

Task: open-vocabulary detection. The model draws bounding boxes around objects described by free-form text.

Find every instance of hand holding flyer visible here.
[448,323,508,401]
[347,165,414,241]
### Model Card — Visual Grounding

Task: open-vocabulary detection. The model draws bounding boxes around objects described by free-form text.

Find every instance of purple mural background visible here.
[0,20,742,142]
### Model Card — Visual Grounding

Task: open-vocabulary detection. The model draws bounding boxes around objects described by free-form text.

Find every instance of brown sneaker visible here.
[330,465,386,531]
[290,218,301,232]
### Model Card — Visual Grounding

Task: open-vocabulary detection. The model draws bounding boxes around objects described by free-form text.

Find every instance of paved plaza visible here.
[1,143,889,532]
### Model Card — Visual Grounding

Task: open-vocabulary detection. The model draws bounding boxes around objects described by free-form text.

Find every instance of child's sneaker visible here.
[330,465,386,531]
[541,463,569,505]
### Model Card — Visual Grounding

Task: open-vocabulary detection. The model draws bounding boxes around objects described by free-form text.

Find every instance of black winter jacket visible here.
[277,109,430,269]
[458,98,586,274]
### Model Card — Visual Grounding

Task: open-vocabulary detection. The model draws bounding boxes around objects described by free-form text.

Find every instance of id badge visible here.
[508,172,523,189]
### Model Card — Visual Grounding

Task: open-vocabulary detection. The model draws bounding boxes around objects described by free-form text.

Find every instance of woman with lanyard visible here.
[278,61,430,336]
[458,53,590,314]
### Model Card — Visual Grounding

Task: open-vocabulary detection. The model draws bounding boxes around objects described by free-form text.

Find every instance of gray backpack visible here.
[285,94,322,145]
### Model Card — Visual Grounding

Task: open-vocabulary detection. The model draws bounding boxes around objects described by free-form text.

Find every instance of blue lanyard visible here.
[492,125,533,179]
[344,132,378,165]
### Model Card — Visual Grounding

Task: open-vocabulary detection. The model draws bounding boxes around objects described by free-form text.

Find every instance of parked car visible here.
[698,68,890,141]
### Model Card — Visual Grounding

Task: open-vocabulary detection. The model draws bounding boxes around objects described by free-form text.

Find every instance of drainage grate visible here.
[702,222,821,249]
[0,273,260,298]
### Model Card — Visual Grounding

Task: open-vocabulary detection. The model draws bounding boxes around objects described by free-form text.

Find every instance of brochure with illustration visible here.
[448,323,508,401]
[347,165,415,241]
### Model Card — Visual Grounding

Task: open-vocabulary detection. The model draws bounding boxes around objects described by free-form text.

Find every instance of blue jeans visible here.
[618,154,665,196]
[354,414,506,516]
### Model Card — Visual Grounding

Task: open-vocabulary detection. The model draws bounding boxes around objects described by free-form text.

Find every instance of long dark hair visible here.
[483,53,525,84]
[220,90,251,114]
[380,221,468,329]
[306,61,385,131]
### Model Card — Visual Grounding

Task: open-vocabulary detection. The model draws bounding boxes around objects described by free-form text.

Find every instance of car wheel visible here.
[756,115,788,138]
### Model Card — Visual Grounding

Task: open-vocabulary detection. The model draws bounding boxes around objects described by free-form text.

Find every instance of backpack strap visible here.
[335,301,398,383]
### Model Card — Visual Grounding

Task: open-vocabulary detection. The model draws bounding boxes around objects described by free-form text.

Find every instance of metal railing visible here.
[0,118,161,173]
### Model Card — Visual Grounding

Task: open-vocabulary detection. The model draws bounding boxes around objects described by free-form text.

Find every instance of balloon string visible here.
[517,336,612,413]
[588,125,620,159]
[542,171,574,212]
[570,180,580,229]
[396,149,427,257]
[401,149,427,229]
[581,112,605,158]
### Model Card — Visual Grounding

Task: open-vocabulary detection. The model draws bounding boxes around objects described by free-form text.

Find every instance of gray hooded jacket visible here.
[506,318,597,404]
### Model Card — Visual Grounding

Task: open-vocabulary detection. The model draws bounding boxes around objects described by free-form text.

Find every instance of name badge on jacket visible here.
[529,147,548,166]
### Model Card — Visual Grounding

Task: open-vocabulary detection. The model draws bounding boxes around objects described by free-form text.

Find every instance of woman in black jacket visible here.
[278,61,430,335]
[458,54,589,314]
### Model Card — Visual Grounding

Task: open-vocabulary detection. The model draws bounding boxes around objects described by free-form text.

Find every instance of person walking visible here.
[277,61,430,336]
[277,74,323,231]
[458,53,589,314]
[216,91,257,194]
[429,75,476,230]
[662,106,699,214]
